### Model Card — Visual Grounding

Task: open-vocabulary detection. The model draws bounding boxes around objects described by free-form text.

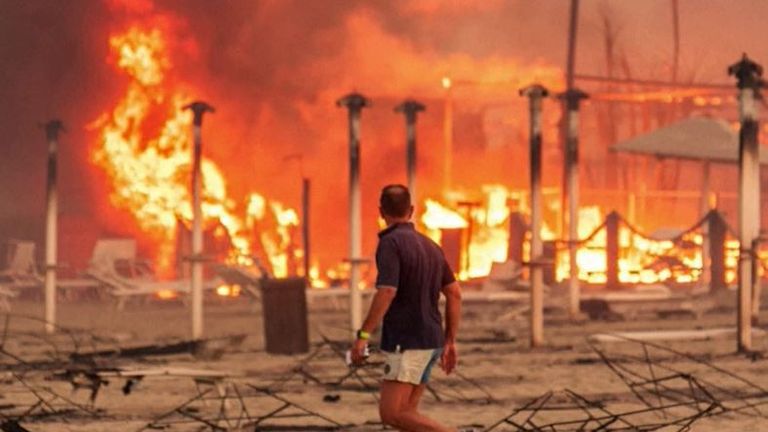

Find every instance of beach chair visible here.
[460,260,527,302]
[85,238,222,309]
[0,241,41,291]
[0,240,99,303]
[213,263,264,301]
[214,262,354,309]
[0,241,36,307]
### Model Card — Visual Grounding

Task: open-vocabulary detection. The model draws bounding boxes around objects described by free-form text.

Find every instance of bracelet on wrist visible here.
[356,329,370,341]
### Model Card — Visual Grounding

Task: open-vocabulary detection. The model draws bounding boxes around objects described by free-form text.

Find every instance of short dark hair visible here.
[380,184,411,218]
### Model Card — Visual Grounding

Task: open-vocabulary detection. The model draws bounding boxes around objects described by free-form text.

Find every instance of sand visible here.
[1,290,767,431]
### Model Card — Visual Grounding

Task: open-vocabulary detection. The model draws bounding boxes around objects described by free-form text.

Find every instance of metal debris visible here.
[484,388,717,431]
[267,336,380,394]
[588,334,768,418]
[0,372,101,424]
[139,382,347,431]
[268,334,497,405]
[485,335,768,431]
[0,420,32,432]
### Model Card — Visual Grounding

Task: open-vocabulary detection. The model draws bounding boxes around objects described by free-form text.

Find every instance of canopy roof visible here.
[611,117,768,164]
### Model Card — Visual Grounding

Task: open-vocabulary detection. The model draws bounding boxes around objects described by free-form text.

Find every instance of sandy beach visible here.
[1,288,766,432]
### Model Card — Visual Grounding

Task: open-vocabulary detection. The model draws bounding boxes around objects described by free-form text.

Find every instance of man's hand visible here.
[350,338,368,366]
[440,342,458,375]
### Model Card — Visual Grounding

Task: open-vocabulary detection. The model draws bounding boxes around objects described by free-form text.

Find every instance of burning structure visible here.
[2,2,768,332]
[90,26,302,279]
[5,2,768,431]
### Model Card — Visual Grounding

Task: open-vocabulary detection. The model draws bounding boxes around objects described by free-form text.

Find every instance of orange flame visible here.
[423,186,738,286]
[90,26,303,279]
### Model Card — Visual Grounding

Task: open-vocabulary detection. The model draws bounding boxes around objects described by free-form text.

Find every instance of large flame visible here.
[422,185,738,286]
[90,26,300,279]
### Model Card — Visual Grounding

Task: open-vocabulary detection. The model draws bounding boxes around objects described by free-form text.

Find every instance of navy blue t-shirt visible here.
[375,222,456,352]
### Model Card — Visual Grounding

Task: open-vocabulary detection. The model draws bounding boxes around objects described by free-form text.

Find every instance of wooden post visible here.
[441,228,462,277]
[508,212,527,266]
[728,54,762,352]
[708,210,727,292]
[457,201,481,278]
[337,92,370,337]
[520,84,549,347]
[605,211,620,290]
[700,162,712,287]
[302,178,311,281]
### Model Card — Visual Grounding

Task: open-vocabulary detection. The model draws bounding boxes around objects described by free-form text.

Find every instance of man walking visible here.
[351,184,462,432]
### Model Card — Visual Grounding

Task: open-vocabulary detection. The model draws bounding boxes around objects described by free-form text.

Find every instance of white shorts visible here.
[382,348,443,385]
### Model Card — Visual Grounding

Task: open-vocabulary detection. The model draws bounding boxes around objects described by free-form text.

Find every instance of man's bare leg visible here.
[379,380,453,432]
[379,380,411,432]
[405,383,425,409]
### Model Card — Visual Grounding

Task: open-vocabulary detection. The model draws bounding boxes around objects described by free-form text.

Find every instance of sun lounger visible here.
[214,263,357,309]
[0,240,99,302]
[460,260,528,302]
[85,238,222,308]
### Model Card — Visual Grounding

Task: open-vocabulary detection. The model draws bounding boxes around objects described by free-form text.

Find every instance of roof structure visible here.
[611,117,768,164]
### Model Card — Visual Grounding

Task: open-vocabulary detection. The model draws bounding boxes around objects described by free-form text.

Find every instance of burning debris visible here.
[421,188,746,288]
[89,26,304,280]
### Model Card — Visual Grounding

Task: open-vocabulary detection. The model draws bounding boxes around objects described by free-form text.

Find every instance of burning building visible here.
[1,0,768,294]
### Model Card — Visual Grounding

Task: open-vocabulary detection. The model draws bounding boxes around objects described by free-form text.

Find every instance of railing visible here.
[506,209,748,288]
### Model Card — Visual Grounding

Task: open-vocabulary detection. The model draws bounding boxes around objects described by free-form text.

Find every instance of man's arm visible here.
[440,281,462,374]
[360,286,396,334]
[350,286,396,364]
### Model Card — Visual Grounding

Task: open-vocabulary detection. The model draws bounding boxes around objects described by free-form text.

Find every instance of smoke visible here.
[82,0,566,269]
[2,0,768,272]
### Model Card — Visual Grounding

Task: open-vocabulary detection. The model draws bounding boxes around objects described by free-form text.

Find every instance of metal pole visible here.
[728,54,763,352]
[508,212,527,266]
[337,92,369,337]
[457,201,481,279]
[520,84,549,347]
[709,210,727,291]
[701,161,711,288]
[605,212,620,290]
[563,0,582,317]
[302,178,311,281]
[442,78,454,193]
[395,100,426,202]
[184,101,214,341]
[565,0,580,90]
[560,89,587,318]
[43,120,64,334]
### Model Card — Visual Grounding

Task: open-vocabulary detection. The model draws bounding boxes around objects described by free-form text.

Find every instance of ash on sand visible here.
[1,296,767,431]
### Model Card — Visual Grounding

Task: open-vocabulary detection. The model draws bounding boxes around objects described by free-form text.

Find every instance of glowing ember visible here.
[155,289,178,300]
[215,284,242,297]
